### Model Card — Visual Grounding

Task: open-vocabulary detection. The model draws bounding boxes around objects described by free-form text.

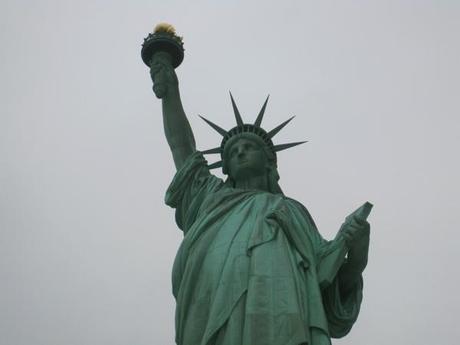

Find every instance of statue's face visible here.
[226,137,269,182]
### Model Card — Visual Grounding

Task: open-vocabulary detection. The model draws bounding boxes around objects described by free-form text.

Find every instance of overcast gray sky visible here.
[1,1,460,344]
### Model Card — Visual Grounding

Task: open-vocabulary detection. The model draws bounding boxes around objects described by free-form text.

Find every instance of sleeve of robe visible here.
[284,199,364,338]
[164,151,223,234]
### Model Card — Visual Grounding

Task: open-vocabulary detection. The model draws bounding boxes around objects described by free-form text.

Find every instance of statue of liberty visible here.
[142,24,372,345]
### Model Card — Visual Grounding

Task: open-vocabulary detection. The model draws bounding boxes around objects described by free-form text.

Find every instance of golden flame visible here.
[153,23,176,35]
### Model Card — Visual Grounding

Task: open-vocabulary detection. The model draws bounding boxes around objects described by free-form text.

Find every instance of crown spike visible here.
[202,147,221,154]
[208,160,223,169]
[199,115,228,136]
[267,116,295,139]
[254,95,270,127]
[229,92,244,126]
[273,141,308,152]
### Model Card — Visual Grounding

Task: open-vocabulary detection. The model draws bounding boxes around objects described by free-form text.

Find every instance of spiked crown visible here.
[201,93,307,170]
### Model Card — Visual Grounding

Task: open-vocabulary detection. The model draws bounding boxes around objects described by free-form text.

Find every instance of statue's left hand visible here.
[341,216,370,250]
[336,217,370,293]
[340,216,370,272]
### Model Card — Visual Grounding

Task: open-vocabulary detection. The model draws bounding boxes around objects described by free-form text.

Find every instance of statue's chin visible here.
[153,84,167,99]
[231,166,266,183]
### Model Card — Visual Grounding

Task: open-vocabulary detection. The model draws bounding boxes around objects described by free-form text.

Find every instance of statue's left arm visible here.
[317,215,370,338]
[280,200,367,337]
[337,216,370,295]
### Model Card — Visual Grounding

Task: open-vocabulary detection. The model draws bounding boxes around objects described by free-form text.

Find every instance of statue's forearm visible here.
[338,261,364,295]
[338,242,369,295]
[161,87,196,169]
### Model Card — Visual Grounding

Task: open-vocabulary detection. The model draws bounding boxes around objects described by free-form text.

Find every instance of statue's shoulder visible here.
[282,196,318,228]
[282,196,310,213]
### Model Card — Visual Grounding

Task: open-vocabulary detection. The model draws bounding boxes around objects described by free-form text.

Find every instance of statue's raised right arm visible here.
[150,51,196,170]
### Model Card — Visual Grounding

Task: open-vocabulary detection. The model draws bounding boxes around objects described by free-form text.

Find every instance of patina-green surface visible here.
[144,25,371,345]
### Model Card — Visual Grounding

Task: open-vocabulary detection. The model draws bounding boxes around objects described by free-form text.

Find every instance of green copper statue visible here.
[142,24,372,345]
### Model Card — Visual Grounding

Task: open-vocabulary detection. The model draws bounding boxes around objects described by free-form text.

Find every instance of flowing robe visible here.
[165,152,363,345]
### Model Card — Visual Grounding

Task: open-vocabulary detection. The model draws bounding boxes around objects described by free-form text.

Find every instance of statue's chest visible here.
[187,191,285,265]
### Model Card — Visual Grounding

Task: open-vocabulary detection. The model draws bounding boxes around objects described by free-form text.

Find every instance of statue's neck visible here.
[234,174,269,192]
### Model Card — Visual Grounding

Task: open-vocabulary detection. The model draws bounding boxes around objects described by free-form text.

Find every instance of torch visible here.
[141,23,184,98]
[141,23,184,68]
